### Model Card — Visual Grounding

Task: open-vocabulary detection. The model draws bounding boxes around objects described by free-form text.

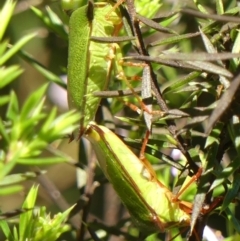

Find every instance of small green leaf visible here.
[31,6,68,40]
[0,66,23,88]
[210,156,240,191]
[0,171,45,186]
[19,50,67,89]
[221,173,240,212]
[18,157,70,165]
[216,0,224,15]
[0,95,9,106]
[225,207,240,233]
[19,186,38,240]
[150,32,200,47]
[0,33,36,65]
[6,91,19,123]
[0,185,23,196]
[0,0,16,41]
[163,72,200,95]
[20,84,48,121]
[0,220,14,241]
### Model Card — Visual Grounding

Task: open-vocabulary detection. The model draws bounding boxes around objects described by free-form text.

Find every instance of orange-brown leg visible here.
[173,167,203,202]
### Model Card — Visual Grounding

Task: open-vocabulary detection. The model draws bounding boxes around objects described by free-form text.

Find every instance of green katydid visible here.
[62,0,132,137]
[84,121,201,234]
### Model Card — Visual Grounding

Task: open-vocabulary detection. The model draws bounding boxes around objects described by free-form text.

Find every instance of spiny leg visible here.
[113,65,165,160]
[118,65,165,159]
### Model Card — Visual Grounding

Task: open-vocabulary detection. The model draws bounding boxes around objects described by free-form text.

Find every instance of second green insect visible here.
[65,0,123,137]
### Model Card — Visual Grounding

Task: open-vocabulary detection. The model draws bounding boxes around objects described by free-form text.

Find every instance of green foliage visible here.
[0,0,79,239]
[0,186,73,241]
